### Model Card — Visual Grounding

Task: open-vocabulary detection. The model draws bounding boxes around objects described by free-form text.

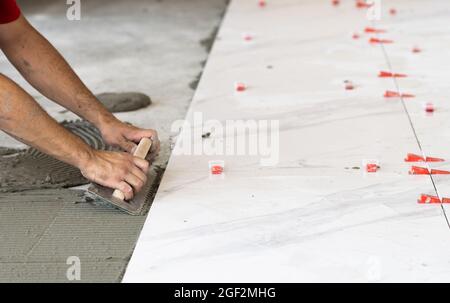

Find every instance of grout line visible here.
[377,34,450,229]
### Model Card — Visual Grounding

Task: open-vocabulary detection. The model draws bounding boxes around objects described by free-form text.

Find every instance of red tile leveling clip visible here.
[409,166,450,175]
[384,90,415,98]
[431,169,450,175]
[356,0,373,8]
[404,153,425,162]
[401,93,415,98]
[209,160,225,175]
[235,82,247,92]
[384,90,400,98]
[418,194,441,204]
[365,27,386,34]
[426,156,445,162]
[404,153,445,163]
[378,71,407,78]
[425,102,435,113]
[344,80,355,90]
[409,166,430,175]
[418,194,450,204]
[369,38,393,44]
[211,165,224,175]
[363,159,380,173]
[366,163,379,172]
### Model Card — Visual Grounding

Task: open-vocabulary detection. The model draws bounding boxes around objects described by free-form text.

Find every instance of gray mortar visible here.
[95,92,151,113]
[0,120,113,193]
[0,189,146,283]
[0,147,23,156]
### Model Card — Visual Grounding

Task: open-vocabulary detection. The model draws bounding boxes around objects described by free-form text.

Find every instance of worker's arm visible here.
[0,15,160,155]
[0,74,147,200]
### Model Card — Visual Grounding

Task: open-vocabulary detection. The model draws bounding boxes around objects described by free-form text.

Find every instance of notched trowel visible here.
[86,137,153,215]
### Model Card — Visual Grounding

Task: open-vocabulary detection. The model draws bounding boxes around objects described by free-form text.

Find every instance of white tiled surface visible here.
[380,0,450,212]
[123,0,450,282]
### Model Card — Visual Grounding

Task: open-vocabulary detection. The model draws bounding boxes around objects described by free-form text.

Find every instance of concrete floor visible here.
[0,0,227,282]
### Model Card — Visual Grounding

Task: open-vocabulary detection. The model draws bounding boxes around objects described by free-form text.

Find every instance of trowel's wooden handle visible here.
[112,137,152,201]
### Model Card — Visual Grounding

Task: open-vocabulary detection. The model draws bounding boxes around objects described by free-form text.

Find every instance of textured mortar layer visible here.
[0,120,112,193]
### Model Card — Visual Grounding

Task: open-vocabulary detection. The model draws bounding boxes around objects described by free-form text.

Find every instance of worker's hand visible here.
[99,119,160,162]
[80,150,149,200]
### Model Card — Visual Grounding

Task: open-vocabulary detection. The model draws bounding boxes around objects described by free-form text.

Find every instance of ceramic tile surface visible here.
[123,0,450,282]
[378,0,450,214]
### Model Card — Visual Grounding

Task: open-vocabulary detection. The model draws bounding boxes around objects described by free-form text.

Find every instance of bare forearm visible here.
[0,16,159,197]
[0,74,93,168]
[0,16,117,130]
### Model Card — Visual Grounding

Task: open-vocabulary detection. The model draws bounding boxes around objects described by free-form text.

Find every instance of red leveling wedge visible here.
[404,153,445,162]
[378,71,407,78]
[369,38,394,44]
[431,169,450,175]
[356,0,373,8]
[365,27,386,34]
[418,194,450,204]
[409,166,430,175]
[384,90,415,98]
[418,194,441,204]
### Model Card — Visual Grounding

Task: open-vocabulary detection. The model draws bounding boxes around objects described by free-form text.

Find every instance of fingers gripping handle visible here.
[112,137,153,201]
[132,137,153,159]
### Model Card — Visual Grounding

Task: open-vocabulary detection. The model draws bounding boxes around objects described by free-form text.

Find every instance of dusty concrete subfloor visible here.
[0,0,228,282]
